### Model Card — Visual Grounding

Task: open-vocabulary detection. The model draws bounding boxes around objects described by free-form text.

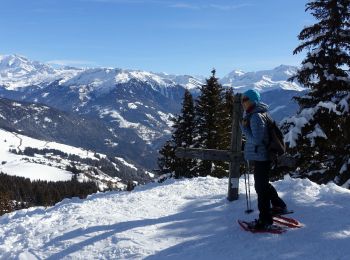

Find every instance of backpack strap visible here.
[251,112,270,153]
[259,112,273,125]
[257,112,273,149]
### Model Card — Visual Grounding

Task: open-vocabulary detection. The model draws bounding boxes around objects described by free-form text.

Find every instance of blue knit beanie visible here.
[243,89,261,104]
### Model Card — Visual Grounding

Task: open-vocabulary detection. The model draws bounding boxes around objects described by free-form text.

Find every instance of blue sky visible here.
[0,0,311,76]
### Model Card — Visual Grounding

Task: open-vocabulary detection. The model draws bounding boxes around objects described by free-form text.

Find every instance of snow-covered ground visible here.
[0,128,79,182]
[1,176,349,259]
[0,161,72,182]
[0,128,126,189]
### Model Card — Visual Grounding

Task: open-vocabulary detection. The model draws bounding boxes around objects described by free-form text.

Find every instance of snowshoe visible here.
[273,215,303,228]
[238,219,286,234]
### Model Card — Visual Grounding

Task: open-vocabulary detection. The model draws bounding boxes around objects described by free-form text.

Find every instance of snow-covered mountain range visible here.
[0,54,304,93]
[0,54,199,92]
[0,54,306,170]
[221,65,306,93]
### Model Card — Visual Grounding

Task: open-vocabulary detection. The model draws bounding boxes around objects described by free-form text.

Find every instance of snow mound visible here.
[1,176,350,259]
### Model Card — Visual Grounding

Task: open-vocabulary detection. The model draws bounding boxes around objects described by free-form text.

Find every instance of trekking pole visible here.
[245,160,253,214]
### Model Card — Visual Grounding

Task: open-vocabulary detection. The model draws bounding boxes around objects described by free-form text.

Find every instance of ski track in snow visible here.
[1,176,350,259]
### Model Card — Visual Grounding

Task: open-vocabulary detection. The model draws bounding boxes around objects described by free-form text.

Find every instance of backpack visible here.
[259,112,286,161]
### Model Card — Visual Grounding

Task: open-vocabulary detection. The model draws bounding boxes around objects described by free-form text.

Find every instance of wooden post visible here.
[227,93,243,201]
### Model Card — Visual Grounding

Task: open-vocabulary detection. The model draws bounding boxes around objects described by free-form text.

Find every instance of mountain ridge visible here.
[0,54,305,93]
[0,54,307,169]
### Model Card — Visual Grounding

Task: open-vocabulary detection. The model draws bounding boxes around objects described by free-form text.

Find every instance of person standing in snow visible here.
[240,89,287,230]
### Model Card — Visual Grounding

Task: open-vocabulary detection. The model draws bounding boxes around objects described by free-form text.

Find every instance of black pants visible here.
[253,160,286,224]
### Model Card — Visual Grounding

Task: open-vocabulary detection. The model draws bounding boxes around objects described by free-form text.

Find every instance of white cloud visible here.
[79,0,252,11]
[79,0,162,3]
[169,3,200,10]
[47,60,97,67]
[169,3,252,11]
[208,3,252,10]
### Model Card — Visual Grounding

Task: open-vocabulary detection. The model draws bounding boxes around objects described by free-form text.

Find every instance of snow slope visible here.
[0,128,127,189]
[1,176,349,259]
[0,128,77,182]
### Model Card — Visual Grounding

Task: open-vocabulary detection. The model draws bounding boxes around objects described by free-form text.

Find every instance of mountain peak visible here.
[0,54,33,69]
[273,64,296,69]
[0,54,70,90]
[0,53,54,72]
[272,64,298,76]
[221,65,304,93]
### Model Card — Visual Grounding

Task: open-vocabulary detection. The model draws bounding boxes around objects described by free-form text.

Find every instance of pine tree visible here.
[157,140,175,174]
[284,0,350,186]
[157,90,197,178]
[0,192,13,216]
[172,90,197,178]
[222,88,235,149]
[194,69,229,178]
